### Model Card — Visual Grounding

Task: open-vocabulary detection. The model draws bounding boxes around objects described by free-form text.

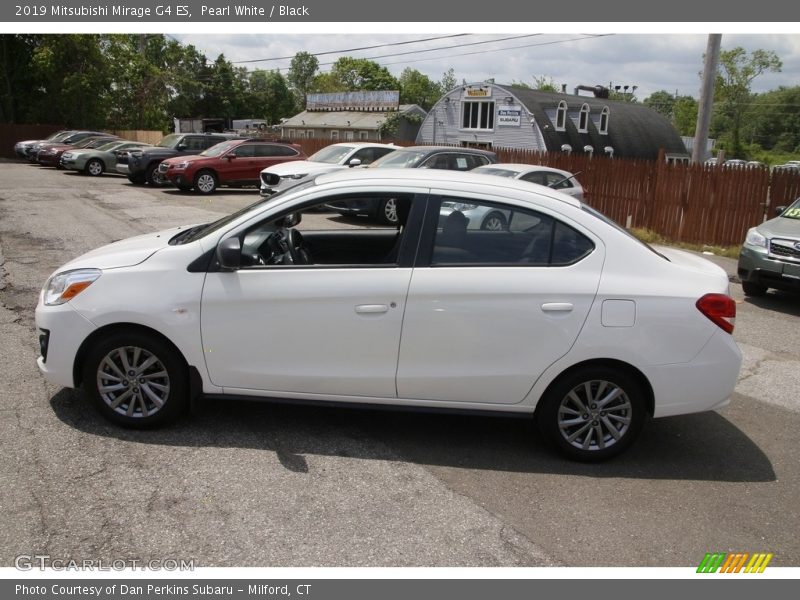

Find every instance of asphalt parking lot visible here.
[0,162,798,568]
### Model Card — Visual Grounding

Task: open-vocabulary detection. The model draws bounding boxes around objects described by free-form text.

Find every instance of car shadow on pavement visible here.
[160,189,260,197]
[743,290,800,316]
[49,388,775,483]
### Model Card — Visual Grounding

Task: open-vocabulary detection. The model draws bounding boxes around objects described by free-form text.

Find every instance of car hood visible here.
[260,160,341,176]
[57,227,184,271]
[162,154,207,165]
[758,216,800,238]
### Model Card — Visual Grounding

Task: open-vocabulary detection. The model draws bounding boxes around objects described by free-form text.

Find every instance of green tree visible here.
[203,54,249,119]
[248,69,295,125]
[643,90,676,119]
[0,34,42,123]
[714,46,782,157]
[439,68,457,93]
[747,86,800,152]
[29,35,112,128]
[327,57,398,91]
[287,51,318,110]
[398,68,440,110]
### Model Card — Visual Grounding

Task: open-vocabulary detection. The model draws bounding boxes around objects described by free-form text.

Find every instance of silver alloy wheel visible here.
[557,379,632,451]
[482,214,506,230]
[383,198,398,223]
[196,173,216,193]
[96,346,170,418]
[86,159,103,176]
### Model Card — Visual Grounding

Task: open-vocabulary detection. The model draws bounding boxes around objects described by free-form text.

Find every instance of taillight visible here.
[696,293,736,334]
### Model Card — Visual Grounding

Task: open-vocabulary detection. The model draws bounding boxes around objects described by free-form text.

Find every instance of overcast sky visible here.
[169,33,800,101]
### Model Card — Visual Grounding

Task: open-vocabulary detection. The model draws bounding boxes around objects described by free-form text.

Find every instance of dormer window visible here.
[578,104,590,133]
[600,106,609,134]
[555,101,567,131]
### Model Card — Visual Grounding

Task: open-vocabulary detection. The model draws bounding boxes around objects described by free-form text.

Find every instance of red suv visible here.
[159,139,306,194]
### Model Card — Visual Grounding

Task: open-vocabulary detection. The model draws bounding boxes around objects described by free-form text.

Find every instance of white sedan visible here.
[473,163,585,201]
[259,142,397,197]
[35,169,741,461]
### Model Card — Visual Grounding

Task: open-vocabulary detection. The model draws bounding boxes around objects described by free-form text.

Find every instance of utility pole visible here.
[692,34,722,164]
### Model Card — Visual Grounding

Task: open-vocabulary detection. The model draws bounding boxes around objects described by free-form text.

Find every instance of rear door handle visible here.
[541,302,574,313]
[355,304,390,314]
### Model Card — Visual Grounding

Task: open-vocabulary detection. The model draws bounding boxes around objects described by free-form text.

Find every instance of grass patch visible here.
[629,228,740,259]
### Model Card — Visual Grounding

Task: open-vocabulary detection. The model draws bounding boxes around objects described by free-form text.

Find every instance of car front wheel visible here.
[378,197,398,224]
[537,366,647,461]
[481,212,507,231]
[146,163,165,186]
[82,331,187,428]
[194,170,218,194]
[85,158,104,176]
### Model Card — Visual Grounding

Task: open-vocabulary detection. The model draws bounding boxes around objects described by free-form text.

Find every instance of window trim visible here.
[599,106,610,134]
[461,100,496,131]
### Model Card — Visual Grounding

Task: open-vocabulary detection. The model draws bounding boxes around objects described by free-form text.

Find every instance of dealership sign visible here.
[498,106,522,126]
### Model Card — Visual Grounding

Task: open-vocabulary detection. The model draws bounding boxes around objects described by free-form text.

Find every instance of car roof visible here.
[327,142,398,149]
[391,145,497,156]
[312,167,583,208]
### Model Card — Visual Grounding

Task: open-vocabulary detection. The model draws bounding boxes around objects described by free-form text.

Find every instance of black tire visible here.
[176,184,192,192]
[128,173,146,185]
[84,158,104,177]
[145,163,165,187]
[193,170,218,195]
[82,331,188,428]
[537,366,647,461]
[742,280,767,297]
[481,211,507,231]
[378,197,399,225]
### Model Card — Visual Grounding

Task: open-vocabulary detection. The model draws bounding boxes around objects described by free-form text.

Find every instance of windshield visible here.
[97,141,124,151]
[780,198,800,219]
[370,150,427,168]
[176,179,317,244]
[199,140,238,157]
[473,167,519,178]
[308,145,355,164]
[156,134,183,149]
[581,203,669,261]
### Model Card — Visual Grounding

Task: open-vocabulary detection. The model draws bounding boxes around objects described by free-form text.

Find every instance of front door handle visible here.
[541,302,574,313]
[355,304,389,314]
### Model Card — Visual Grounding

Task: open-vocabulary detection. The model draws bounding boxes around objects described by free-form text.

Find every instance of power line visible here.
[231,34,472,64]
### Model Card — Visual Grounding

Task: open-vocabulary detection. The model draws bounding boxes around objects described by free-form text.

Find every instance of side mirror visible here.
[177,143,187,151]
[276,212,301,228]
[775,206,787,216]
[226,154,236,160]
[216,237,241,271]
[348,158,362,167]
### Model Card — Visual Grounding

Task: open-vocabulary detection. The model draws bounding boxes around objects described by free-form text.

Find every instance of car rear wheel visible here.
[85,158,104,177]
[194,170,218,194]
[742,280,767,297]
[378,197,398,224]
[537,366,647,461]
[82,331,187,428]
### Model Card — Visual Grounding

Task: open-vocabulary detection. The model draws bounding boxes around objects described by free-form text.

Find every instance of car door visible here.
[200,191,423,399]
[396,193,603,405]
[222,143,256,183]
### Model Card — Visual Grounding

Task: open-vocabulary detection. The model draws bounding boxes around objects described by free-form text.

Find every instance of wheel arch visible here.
[73,323,202,400]
[533,358,655,420]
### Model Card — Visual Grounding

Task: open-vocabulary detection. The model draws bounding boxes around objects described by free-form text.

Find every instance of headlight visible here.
[174,161,191,169]
[62,152,72,159]
[744,228,767,248]
[282,173,308,180]
[43,269,102,306]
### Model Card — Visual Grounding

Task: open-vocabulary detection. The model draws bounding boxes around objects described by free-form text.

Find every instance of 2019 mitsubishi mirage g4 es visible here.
[35,169,742,461]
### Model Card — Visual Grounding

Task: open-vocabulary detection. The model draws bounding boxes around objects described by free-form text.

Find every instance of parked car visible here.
[116,133,239,186]
[35,169,741,461]
[29,131,111,163]
[159,138,306,194]
[61,140,150,176]
[326,146,498,223]
[472,163,585,201]
[259,142,398,197]
[37,136,119,168]
[14,130,74,159]
[737,197,800,296]
[723,159,748,168]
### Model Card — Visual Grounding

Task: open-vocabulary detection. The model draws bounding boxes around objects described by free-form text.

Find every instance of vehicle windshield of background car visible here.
[780,198,800,218]
[199,140,240,157]
[473,167,519,178]
[307,145,356,164]
[370,150,428,168]
[96,141,124,152]
[156,134,186,149]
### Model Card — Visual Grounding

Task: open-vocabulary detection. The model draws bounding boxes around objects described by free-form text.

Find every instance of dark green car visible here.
[737,198,800,296]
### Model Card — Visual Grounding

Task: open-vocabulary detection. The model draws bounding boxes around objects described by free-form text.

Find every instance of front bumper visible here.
[738,245,800,292]
[35,300,97,389]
